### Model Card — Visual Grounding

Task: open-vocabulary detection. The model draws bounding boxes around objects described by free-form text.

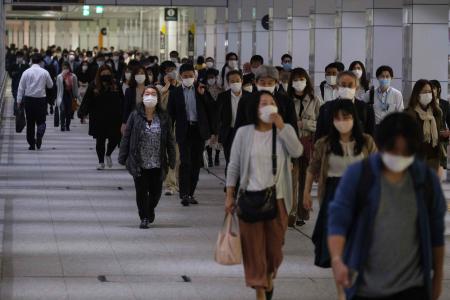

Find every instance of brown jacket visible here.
[307,134,378,202]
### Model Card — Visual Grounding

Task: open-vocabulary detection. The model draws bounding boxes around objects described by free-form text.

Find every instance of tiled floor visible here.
[0,87,449,300]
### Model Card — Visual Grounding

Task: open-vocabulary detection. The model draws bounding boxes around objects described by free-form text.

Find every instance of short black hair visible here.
[325,62,339,72]
[169,50,179,57]
[430,80,442,98]
[226,70,243,82]
[206,68,219,77]
[250,55,264,65]
[226,52,238,61]
[179,63,195,74]
[335,61,345,72]
[31,53,42,64]
[160,60,177,72]
[375,112,422,156]
[248,91,279,125]
[196,56,205,64]
[281,54,292,61]
[243,73,255,85]
[376,65,394,78]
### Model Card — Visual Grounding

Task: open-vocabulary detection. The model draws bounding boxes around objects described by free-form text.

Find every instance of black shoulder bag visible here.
[237,125,278,223]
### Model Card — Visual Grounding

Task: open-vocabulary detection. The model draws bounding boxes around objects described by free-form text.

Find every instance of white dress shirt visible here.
[230,91,242,128]
[17,64,53,104]
[363,86,404,124]
[321,83,339,102]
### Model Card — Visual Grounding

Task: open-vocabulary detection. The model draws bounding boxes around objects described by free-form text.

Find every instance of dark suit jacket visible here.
[234,91,299,134]
[216,90,252,144]
[315,98,375,141]
[168,85,214,143]
[439,99,450,129]
[122,87,137,124]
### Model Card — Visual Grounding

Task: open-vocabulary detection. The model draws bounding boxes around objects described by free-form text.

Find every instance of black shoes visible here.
[181,196,190,207]
[214,152,220,166]
[66,127,70,131]
[139,218,149,229]
[188,196,198,205]
[36,137,42,150]
[265,288,274,300]
[296,219,306,227]
[61,127,65,132]
[28,145,35,151]
[149,211,155,224]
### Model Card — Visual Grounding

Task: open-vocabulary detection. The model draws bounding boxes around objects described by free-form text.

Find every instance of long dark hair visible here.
[128,65,151,89]
[408,79,441,116]
[287,67,314,100]
[430,80,442,100]
[248,91,279,126]
[94,65,118,94]
[349,61,369,91]
[327,100,365,156]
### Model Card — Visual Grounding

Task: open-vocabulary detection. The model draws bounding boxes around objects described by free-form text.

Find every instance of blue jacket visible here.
[328,153,446,300]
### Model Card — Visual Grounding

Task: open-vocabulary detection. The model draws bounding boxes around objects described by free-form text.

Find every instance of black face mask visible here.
[100,75,112,83]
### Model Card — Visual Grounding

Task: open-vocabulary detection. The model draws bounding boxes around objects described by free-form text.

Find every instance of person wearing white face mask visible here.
[349,61,370,100]
[405,79,445,172]
[315,71,375,141]
[319,62,340,102]
[220,52,241,90]
[120,66,132,96]
[287,68,322,227]
[363,65,404,127]
[119,86,176,229]
[122,66,151,135]
[168,63,215,206]
[303,100,376,300]
[328,112,446,300]
[225,91,302,300]
[56,62,80,132]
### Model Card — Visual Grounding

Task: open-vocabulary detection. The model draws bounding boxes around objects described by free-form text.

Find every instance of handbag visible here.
[71,97,79,112]
[15,105,26,133]
[214,213,242,265]
[237,125,278,223]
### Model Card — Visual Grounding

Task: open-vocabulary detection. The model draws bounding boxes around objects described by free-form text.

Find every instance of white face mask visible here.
[68,55,75,61]
[135,74,146,84]
[338,87,356,100]
[182,78,195,87]
[112,56,119,62]
[251,67,260,74]
[230,82,242,94]
[243,85,253,93]
[352,69,363,79]
[170,57,178,63]
[326,75,337,86]
[82,65,88,72]
[257,85,276,94]
[143,95,158,108]
[207,78,216,86]
[382,152,414,173]
[259,105,278,123]
[228,60,238,69]
[292,80,307,92]
[97,60,104,67]
[206,61,214,68]
[333,119,354,134]
[125,72,131,81]
[419,93,433,107]
[281,83,288,92]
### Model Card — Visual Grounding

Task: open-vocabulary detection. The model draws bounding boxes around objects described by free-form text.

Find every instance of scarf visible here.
[63,72,73,92]
[415,106,438,147]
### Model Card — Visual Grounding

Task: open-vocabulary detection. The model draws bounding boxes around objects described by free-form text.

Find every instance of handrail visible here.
[0,72,7,123]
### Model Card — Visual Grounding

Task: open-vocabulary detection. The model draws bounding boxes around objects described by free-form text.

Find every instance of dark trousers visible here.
[178,124,204,198]
[24,97,47,147]
[96,136,119,163]
[60,92,72,130]
[223,130,235,175]
[133,168,163,220]
[353,286,426,300]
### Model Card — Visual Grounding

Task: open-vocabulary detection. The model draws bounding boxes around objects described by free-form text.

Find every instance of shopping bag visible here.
[15,105,26,133]
[214,213,242,265]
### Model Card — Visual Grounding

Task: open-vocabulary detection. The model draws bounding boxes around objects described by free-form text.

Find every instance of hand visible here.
[297,120,303,129]
[432,274,443,300]
[197,83,206,95]
[164,74,171,86]
[121,124,127,135]
[440,130,450,139]
[332,258,351,289]
[225,197,235,214]
[270,113,285,130]
[303,193,313,211]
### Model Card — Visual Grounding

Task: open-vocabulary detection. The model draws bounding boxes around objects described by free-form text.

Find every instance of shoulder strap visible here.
[320,81,326,99]
[369,86,375,105]
[272,124,277,176]
[355,158,374,213]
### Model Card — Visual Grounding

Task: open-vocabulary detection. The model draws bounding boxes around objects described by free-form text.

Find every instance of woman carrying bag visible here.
[56,62,79,132]
[119,85,176,229]
[225,91,303,300]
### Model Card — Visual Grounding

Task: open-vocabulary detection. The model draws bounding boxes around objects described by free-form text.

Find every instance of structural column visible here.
[240,0,255,65]
[227,0,241,55]
[255,0,271,63]
[291,0,312,70]
[366,0,403,90]
[337,0,367,67]
[194,8,205,57]
[215,7,227,66]
[205,8,216,59]
[403,0,449,100]
[310,0,337,86]
[272,0,289,65]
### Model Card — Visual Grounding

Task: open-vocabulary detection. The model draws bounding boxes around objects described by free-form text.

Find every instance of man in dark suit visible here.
[217,70,251,166]
[168,64,214,207]
[234,65,298,134]
[8,51,29,115]
[315,71,375,141]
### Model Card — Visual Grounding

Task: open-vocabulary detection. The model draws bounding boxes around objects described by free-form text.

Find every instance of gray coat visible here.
[226,124,303,212]
[118,104,176,179]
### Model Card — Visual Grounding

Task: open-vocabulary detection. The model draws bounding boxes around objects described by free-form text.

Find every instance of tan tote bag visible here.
[214,213,242,265]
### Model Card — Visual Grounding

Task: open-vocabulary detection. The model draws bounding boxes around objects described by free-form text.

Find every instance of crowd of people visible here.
[4,43,447,300]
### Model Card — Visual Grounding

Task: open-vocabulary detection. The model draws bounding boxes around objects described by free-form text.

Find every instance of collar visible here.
[182,84,194,90]
[377,86,391,94]
[31,64,41,68]
[231,90,242,98]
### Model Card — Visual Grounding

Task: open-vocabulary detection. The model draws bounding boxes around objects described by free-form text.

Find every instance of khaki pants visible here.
[239,200,288,289]
[164,145,180,192]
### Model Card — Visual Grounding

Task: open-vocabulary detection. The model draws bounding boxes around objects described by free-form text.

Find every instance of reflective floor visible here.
[0,88,449,300]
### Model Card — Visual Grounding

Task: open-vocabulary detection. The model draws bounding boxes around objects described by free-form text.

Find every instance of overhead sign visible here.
[165,8,178,21]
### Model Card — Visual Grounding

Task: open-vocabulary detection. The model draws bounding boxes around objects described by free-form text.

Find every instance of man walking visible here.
[17,53,54,150]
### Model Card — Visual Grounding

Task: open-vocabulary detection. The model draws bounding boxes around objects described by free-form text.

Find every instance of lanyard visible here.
[377,88,391,111]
